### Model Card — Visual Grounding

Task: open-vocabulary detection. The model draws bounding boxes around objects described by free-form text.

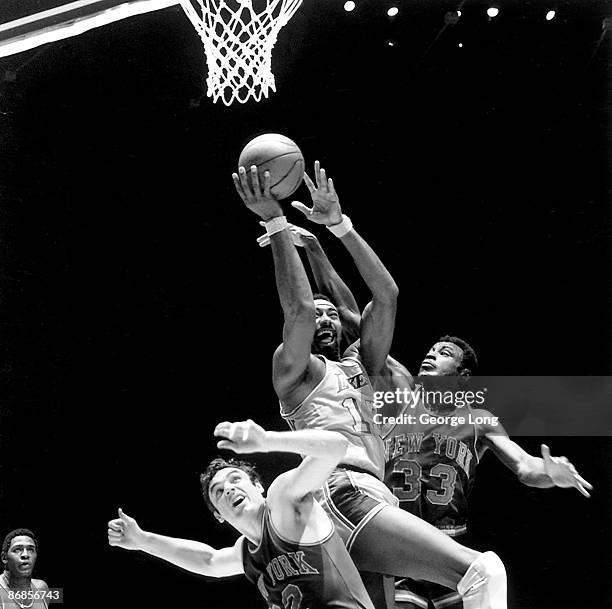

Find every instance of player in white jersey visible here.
[233,161,507,609]
[263,223,591,609]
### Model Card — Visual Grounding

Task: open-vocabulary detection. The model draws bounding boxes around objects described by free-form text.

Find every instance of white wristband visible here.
[326,214,353,238]
[265,216,288,237]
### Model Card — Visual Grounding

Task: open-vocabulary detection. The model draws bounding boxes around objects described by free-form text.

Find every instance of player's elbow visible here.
[201,553,225,578]
[376,279,399,304]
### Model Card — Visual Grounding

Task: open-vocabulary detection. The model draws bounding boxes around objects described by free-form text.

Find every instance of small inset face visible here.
[313,299,342,354]
[4,536,37,578]
[208,468,264,527]
[419,342,464,376]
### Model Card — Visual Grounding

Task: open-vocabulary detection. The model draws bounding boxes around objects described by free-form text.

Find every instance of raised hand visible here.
[232,165,284,221]
[256,222,317,248]
[108,508,145,551]
[541,444,593,497]
[214,420,269,454]
[291,161,343,226]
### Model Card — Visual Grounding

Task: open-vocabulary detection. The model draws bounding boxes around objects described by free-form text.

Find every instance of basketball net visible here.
[179,0,302,105]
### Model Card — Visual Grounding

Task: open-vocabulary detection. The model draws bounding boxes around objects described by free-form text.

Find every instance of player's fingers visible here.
[303,173,316,193]
[118,507,129,521]
[213,422,231,437]
[108,530,123,539]
[237,166,249,188]
[575,474,593,489]
[328,177,337,197]
[217,440,236,451]
[108,520,123,531]
[262,170,271,197]
[320,167,329,193]
[291,201,312,217]
[540,444,552,462]
[242,422,250,442]
[314,160,321,188]
[232,173,246,200]
[226,423,238,441]
[575,482,591,498]
[250,166,261,195]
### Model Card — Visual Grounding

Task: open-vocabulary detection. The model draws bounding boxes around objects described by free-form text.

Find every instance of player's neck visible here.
[2,570,31,590]
[416,375,461,393]
[236,502,266,546]
[311,344,340,361]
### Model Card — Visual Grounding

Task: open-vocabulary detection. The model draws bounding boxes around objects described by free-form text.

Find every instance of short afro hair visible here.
[200,457,263,515]
[439,335,478,373]
[313,293,336,307]
[2,529,38,562]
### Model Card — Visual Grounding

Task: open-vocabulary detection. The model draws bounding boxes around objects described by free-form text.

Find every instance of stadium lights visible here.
[343,1,355,11]
[546,10,556,21]
[387,7,399,17]
[487,7,499,18]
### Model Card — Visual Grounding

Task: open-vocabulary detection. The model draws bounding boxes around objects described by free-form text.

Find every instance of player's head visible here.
[312,293,342,360]
[201,458,265,530]
[419,335,478,380]
[1,529,38,579]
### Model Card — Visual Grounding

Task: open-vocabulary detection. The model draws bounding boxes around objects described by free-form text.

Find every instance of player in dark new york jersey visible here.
[264,224,591,608]
[384,339,592,608]
[238,163,507,609]
[108,419,374,609]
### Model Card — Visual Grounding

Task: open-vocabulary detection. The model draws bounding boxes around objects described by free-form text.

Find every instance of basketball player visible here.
[0,529,49,609]
[108,419,375,608]
[384,337,593,608]
[257,223,592,608]
[233,163,507,609]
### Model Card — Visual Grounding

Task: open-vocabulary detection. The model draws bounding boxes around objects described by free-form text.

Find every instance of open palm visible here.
[291,160,343,226]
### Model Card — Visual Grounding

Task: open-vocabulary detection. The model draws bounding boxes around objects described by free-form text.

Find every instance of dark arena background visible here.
[0,0,610,607]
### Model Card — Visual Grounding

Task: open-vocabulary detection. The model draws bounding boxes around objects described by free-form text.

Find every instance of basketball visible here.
[238,133,305,199]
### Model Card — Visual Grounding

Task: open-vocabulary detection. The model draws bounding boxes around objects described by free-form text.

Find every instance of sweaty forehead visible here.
[9,536,35,550]
[314,299,337,312]
[433,342,463,359]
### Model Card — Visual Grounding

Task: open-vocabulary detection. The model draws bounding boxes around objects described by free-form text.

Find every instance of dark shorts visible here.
[316,467,398,553]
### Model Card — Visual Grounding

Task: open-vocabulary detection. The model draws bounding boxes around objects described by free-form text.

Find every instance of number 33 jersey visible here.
[383,398,479,536]
[280,354,384,480]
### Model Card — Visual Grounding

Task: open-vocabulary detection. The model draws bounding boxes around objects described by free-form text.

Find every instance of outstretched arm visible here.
[292,162,398,375]
[215,419,348,503]
[233,166,316,398]
[107,509,244,577]
[480,418,593,496]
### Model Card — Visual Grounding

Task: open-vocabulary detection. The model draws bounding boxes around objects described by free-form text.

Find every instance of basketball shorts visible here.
[316,466,399,552]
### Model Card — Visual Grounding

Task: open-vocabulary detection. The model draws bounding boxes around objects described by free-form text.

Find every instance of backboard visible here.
[0,0,182,58]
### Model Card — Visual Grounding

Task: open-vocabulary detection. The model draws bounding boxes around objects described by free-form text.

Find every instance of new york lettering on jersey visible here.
[281,354,385,479]
[383,397,479,534]
[242,507,374,609]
